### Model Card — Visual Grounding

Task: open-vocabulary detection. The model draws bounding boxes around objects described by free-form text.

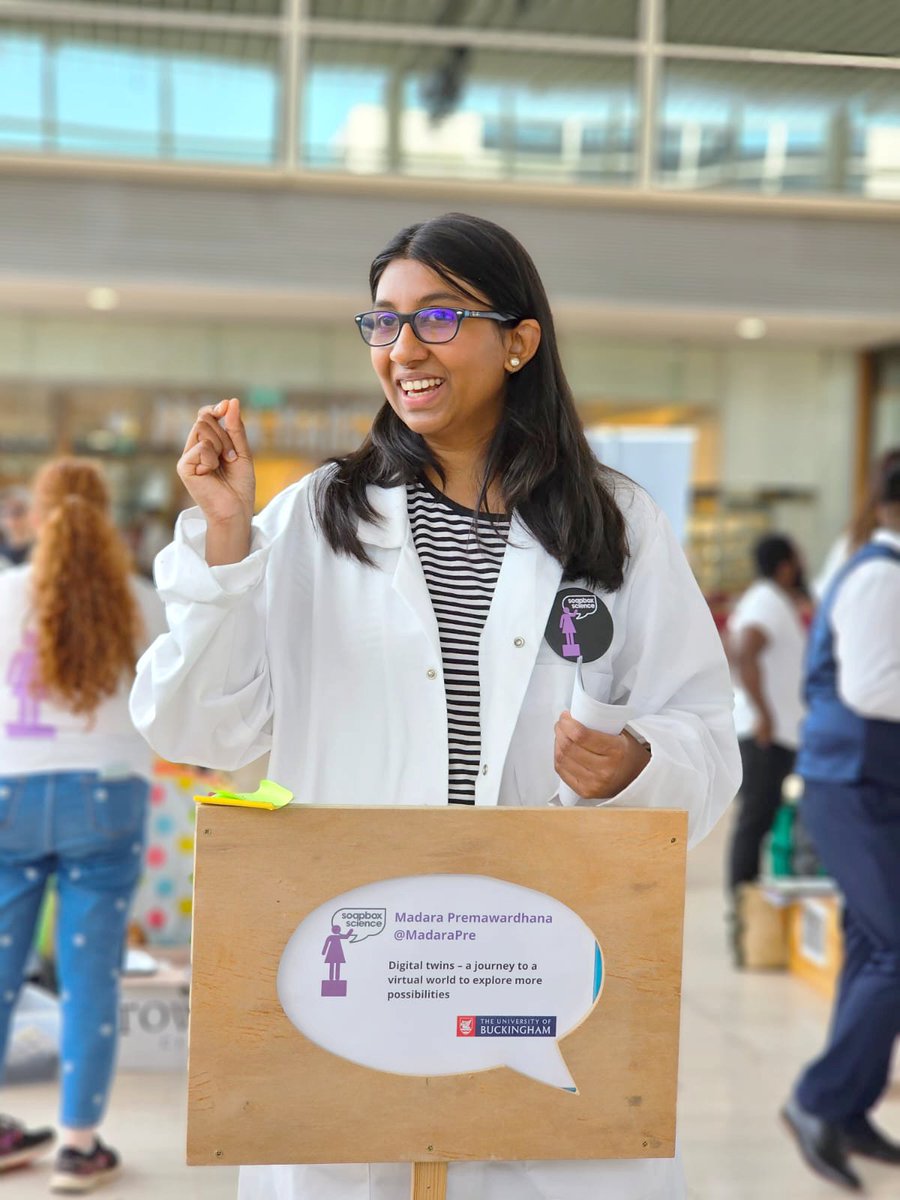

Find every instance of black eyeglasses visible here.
[354,306,515,347]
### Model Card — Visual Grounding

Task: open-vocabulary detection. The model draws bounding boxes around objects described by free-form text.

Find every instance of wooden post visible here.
[411,1161,447,1200]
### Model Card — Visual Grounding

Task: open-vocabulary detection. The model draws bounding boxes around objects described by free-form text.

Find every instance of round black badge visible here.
[544,587,614,664]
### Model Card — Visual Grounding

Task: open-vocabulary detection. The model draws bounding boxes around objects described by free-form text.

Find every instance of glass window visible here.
[310,1,639,40]
[36,1,286,13]
[304,40,638,184]
[56,39,163,158]
[657,60,900,198]
[0,29,45,150]
[0,23,280,164]
[169,35,280,164]
[666,0,900,58]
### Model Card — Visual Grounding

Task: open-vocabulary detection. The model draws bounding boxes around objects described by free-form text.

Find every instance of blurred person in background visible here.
[133,507,174,580]
[812,446,900,600]
[131,212,740,1200]
[0,459,165,1191]
[782,463,900,1191]
[726,535,808,895]
[0,487,34,569]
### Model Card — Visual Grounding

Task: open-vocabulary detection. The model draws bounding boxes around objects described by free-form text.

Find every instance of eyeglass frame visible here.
[354,306,517,347]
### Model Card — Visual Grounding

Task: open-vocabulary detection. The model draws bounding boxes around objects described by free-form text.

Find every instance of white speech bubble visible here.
[566,594,598,620]
[277,875,603,1092]
[333,907,386,943]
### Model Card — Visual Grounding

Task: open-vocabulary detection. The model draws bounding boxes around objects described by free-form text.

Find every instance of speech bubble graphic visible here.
[277,875,603,1092]
[333,907,386,943]
[566,594,598,620]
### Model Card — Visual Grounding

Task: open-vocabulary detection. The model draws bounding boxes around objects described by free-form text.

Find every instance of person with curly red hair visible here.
[0,458,165,1192]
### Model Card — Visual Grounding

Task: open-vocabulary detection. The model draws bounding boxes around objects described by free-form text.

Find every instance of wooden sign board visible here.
[188,805,687,1166]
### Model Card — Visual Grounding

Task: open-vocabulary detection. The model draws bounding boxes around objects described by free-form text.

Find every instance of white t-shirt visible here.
[729,578,807,750]
[831,529,900,722]
[0,565,166,778]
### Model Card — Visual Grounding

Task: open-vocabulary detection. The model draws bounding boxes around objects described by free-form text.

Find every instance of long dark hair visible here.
[315,212,628,591]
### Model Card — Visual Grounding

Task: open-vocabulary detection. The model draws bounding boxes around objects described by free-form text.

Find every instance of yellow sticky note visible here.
[194,779,293,812]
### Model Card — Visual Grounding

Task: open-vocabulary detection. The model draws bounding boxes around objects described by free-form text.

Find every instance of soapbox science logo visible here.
[277,875,604,1092]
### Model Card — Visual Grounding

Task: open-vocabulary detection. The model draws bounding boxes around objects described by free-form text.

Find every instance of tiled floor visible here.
[6,815,900,1198]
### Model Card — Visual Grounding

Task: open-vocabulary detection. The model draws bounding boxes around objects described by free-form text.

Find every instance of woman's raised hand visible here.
[177,398,255,564]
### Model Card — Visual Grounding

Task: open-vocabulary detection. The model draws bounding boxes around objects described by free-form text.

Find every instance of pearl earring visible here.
[509,356,521,369]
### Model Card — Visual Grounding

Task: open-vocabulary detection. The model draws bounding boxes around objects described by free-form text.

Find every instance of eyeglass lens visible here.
[360,308,460,346]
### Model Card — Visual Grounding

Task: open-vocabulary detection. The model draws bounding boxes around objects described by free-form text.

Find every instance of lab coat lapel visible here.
[359,485,442,662]
[478,516,563,805]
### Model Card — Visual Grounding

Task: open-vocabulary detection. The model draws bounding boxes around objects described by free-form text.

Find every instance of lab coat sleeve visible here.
[599,499,742,849]
[129,502,281,771]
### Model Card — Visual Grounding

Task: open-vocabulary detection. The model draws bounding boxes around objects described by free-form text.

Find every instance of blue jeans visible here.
[0,771,148,1128]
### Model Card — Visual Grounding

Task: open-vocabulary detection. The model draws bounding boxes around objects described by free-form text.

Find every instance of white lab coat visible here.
[131,470,740,1200]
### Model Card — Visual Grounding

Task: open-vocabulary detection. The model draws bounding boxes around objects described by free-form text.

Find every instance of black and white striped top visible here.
[406,477,510,805]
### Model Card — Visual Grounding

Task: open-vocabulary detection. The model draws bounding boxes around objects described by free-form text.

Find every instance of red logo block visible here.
[456,1015,476,1037]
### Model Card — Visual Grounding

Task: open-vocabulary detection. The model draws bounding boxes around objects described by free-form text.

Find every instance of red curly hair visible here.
[30,458,142,716]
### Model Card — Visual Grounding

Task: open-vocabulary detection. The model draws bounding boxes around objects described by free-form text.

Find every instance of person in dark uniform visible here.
[782,463,900,1191]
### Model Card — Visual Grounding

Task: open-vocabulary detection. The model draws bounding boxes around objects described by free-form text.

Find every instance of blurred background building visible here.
[1,0,899,597]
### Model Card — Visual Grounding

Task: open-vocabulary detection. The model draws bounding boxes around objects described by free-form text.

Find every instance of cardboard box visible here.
[118,950,190,1071]
[788,895,843,998]
[734,882,790,969]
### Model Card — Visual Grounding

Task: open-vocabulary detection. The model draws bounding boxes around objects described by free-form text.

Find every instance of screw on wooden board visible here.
[204,829,211,835]
[670,837,676,843]
[427,1145,433,1151]
[215,1150,223,1158]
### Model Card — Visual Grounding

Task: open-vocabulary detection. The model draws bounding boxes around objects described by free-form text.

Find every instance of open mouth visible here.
[397,377,445,403]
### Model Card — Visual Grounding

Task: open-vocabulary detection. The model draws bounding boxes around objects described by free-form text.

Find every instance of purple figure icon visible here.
[559,601,581,658]
[321,924,354,997]
[6,630,56,739]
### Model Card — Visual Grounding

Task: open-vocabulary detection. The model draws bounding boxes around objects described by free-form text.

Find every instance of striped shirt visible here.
[406,477,510,805]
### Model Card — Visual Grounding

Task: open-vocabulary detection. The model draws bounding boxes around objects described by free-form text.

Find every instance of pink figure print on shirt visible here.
[6,630,56,739]
[560,601,581,658]
[321,924,354,997]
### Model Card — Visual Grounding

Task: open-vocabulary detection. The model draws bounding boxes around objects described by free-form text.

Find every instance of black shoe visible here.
[50,1138,121,1193]
[0,1114,55,1171]
[842,1115,900,1163]
[781,1097,863,1191]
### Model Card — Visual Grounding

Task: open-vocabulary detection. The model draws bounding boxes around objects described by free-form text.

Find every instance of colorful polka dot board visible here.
[131,762,223,945]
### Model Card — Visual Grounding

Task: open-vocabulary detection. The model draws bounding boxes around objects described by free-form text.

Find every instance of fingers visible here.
[181,399,244,463]
[555,712,621,755]
[220,397,252,459]
[179,439,223,478]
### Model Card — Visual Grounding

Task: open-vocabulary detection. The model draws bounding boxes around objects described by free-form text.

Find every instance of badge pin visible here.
[544,588,613,664]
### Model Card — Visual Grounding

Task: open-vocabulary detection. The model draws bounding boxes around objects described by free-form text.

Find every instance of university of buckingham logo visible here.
[456,1015,558,1038]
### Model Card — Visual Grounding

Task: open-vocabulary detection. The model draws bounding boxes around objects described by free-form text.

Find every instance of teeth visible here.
[399,378,442,392]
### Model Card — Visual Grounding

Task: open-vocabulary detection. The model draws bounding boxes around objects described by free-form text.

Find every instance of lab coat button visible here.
[513,636,525,648]
[481,764,488,776]
[426,668,437,679]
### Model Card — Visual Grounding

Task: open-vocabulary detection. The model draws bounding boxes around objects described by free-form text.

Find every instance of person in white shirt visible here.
[782,463,900,1191]
[811,446,900,601]
[726,535,808,891]
[0,459,165,1191]
[131,212,740,1200]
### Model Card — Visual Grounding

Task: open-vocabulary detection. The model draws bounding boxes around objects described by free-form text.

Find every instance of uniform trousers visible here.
[795,778,900,1125]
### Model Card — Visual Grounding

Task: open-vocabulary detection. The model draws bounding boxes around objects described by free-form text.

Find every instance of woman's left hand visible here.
[554,711,651,800]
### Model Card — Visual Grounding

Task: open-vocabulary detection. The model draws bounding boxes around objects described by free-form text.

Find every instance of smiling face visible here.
[369,258,516,456]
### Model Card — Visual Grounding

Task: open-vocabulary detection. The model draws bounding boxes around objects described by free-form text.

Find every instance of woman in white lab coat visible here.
[131,212,740,1200]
